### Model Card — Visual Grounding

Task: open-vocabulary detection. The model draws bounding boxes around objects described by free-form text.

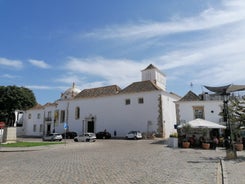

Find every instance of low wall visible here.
[2,127,17,143]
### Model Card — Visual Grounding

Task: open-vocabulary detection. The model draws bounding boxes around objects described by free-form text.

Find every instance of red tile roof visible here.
[75,85,121,99]
[179,91,200,101]
[120,80,161,94]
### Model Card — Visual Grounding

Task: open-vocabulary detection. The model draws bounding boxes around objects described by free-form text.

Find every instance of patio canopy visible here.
[204,84,245,95]
[178,118,226,129]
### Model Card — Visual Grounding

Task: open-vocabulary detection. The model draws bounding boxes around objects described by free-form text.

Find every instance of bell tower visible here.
[141,64,166,91]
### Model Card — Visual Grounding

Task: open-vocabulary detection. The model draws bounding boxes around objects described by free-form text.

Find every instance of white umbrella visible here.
[178,118,226,129]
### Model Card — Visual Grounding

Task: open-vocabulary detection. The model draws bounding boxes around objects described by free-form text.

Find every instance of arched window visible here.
[75,107,80,119]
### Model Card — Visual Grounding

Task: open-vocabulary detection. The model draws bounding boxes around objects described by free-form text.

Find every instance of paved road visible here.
[0,139,243,184]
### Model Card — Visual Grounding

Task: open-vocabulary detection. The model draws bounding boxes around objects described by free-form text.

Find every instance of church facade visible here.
[16,64,180,138]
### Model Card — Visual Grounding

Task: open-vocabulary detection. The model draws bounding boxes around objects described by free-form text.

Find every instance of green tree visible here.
[228,96,245,128]
[0,85,37,125]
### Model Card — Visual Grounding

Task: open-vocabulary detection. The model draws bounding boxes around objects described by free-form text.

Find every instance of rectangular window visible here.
[60,110,65,123]
[39,124,43,132]
[125,99,131,105]
[45,111,52,121]
[138,97,144,104]
[54,110,59,122]
[28,114,31,119]
[33,124,36,132]
[75,107,80,119]
[193,106,204,119]
[37,113,41,119]
[48,111,52,119]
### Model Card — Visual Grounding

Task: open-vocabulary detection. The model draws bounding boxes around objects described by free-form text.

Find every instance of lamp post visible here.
[204,85,240,159]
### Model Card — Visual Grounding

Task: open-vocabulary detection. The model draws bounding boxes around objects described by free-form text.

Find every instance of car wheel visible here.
[74,139,78,142]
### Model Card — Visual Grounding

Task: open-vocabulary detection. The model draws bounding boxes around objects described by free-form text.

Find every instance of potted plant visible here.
[202,142,210,149]
[235,134,243,151]
[181,124,191,148]
[168,132,178,148]
[201,128,210,149]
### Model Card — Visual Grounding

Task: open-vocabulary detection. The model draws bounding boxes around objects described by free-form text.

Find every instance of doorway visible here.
[87,120,94,133]
[46,124,51,135]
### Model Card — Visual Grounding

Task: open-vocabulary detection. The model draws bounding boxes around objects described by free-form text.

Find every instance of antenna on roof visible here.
[190,82,193,91]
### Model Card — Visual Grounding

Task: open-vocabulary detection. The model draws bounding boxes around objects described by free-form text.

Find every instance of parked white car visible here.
[74,133,96,142]
[43,133,63,141]
[125,131,143,139]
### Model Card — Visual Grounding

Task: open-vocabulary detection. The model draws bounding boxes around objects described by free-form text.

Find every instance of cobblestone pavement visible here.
[0,139,242,184]
[222,150,245,184]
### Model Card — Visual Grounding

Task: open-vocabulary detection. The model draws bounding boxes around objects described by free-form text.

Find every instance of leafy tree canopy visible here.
[228,96,245,127]
[0,85,37,123]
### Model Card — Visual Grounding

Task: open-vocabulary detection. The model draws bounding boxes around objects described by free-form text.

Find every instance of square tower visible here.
[141,64,166,91]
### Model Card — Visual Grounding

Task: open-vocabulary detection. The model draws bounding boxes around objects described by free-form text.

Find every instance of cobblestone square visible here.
[0,139,240,184]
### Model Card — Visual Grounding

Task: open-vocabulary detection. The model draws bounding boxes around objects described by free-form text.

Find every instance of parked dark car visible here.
[96,131,111,139]
[62,131,77,139]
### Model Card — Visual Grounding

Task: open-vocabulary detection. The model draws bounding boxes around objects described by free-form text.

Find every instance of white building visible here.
[175,90,225,126]
[17,64,180,138]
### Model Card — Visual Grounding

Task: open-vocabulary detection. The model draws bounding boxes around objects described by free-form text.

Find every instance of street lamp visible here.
[204,84,245,159]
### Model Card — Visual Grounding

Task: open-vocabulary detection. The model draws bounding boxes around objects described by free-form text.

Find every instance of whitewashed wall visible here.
[23,109,44,137]
[20,90,179,138]
[51,100,69,134]
[177,100,223,124]
[66,91,161,137]
[161,92,179,138]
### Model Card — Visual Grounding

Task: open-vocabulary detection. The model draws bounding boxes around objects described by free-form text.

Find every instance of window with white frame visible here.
[193,106,204,119]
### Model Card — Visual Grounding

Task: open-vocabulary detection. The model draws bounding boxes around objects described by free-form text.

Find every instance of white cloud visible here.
[54,71,108,90]
[0,57,23,69]
[1,74,19,79]
[55,74,82,84]
[28,59,51,69]
[64,57,145,87]
[26,85,54,90]
[196,61,245,86]
[62,0,245,94]
[84,0,245,41]
[26,85,71,92]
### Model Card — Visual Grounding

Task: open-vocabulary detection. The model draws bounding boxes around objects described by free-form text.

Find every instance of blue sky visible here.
[1,0,245,105]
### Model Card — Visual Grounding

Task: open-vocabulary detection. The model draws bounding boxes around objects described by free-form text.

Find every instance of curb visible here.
[220,159,228,184]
